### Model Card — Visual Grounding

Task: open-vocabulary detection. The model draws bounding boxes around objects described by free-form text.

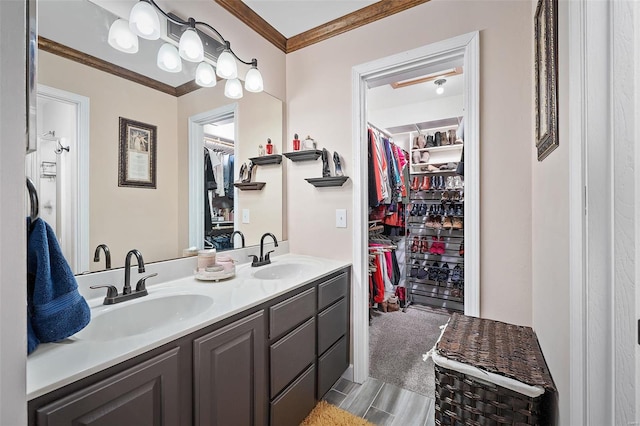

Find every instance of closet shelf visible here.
[233,182,266,191]
[305,176,349,187]
[410,168,460,176]
[411,144,463,154]
[248,154,282,165]
[283,150,323,162]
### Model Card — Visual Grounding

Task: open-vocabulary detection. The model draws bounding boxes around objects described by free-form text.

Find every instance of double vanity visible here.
[27,252,351,426]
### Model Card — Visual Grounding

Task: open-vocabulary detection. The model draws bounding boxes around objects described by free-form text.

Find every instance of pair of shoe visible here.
[443,216,454,229]
[413,135,426,149]
[442,190,462,202]
[321,149,344,177]
[426,215,442,229]
[238,162,257,183]
[429,236,446,254]
[450,264,464,284]
[452,217,463,230]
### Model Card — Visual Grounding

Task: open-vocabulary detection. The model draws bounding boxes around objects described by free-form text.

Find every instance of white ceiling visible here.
[242,0,378,38]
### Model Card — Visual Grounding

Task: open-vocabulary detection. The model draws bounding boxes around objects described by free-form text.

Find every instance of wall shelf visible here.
[283,150,322,162]
[305,176,349,187]
[233,182,266,191]
[248,155,282,165]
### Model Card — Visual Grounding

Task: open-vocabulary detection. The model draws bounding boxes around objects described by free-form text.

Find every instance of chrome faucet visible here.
[230,230,245,248]
[90,249,156,305]
[250,233,279,267]
[93,244,111,269]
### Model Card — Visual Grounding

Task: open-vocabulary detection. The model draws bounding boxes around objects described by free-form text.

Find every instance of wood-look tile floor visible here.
[323,377,435,426]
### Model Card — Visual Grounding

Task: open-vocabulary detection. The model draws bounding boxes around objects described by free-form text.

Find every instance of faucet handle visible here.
[248,255,259,265]
[265,250,275,262]
[90,285,119,298]
[135,273,157,292]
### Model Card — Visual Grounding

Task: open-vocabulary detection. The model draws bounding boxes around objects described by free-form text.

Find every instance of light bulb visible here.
[108,19,139,53]
[244,66,263,93]
[436,86,444,95]
[224,78,243,99]
[216,50,238,79]
[157,43,182,73]
[196,62,217,87]
[179,28,204,62]
[129,1,160,40]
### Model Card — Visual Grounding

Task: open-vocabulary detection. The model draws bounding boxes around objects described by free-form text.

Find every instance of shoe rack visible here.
[405,173,465,312]
[410,117,463,176]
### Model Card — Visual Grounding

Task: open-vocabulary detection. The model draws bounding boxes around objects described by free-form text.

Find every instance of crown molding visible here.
[38,36,201,97]
[215,0,430,54]
[215,0,287,52]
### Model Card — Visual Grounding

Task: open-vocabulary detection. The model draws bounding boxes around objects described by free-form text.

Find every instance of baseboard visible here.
[341,364,355,382]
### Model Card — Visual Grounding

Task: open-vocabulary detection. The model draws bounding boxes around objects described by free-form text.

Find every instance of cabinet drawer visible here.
[318,273,348,311]
[317,336,348,398]
[269,287,316,339]
[270,318,316,398]
[270,364,316,426]
[317,298,347,355]
[36,348,180,426]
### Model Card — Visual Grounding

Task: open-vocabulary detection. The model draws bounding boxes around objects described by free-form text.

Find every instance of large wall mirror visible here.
[32,0,285,273]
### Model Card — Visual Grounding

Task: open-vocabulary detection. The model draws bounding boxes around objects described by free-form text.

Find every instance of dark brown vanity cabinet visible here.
[194,311,266,426]
[33,347,184,426]
[28,266,350,426]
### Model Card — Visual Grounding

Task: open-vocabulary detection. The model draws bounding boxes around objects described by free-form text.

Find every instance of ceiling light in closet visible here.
[106,0,264,97]
[434,79,446,95]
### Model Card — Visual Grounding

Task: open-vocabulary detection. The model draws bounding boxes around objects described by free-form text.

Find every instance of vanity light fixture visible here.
[157,43,182,73]
[108,18,139,53]
[107,0,263,96]
[434,78,446,95]
[224,78,243,99]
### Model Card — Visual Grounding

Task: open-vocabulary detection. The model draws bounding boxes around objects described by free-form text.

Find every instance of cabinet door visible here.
[36,347,180,426]
[194,311,266,426]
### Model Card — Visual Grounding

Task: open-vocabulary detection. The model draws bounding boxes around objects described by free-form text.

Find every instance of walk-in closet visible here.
[203,119,236,251]
[365,63,466,397]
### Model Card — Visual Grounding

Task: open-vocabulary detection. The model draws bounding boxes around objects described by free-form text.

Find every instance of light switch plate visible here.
[242,209,250,224]
[336,209,347,228]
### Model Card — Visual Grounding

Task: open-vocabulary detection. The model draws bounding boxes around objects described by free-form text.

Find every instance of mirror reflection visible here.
[32,0,284,274]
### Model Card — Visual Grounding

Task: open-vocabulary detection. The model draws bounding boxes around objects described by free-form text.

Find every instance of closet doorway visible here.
[188,104,239,251]
[351,32,480,385]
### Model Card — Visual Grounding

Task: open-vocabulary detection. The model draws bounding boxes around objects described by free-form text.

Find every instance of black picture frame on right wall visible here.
[535,0,559,161]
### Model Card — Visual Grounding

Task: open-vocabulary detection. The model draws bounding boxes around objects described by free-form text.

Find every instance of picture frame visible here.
[534,0,558,161]
[118,117,157,188]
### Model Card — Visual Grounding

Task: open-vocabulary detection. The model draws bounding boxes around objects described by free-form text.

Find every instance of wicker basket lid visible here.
[436,313,556,392]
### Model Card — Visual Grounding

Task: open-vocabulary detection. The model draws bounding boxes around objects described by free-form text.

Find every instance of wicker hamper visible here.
[433,314,556,426]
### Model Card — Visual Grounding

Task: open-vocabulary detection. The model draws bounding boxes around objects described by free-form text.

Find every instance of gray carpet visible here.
[369,307,450,398]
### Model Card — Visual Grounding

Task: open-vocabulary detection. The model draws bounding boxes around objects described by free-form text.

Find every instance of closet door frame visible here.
[351,31,480,384]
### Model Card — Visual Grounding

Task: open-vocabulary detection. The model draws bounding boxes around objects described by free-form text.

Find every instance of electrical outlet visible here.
[242,209,250,224]
[336,209,347,228]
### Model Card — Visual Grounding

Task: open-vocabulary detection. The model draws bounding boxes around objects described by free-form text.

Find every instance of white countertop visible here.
[27,253,350,400]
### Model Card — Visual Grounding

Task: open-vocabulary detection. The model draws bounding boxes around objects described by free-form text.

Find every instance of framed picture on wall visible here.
[534,0,558,161]
[118,117,157,188]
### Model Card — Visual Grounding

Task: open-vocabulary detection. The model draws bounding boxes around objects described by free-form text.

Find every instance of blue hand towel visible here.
[27,218,90,353]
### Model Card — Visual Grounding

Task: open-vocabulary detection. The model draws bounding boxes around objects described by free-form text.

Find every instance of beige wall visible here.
[176,87,284,249]
[39,51,180,270]
[531,0,570,424]
[285,0,534,326]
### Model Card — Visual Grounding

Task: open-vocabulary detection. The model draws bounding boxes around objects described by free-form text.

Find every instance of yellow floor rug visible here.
[300,400,375,426]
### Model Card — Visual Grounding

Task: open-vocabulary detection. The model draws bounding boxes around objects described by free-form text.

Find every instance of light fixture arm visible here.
[143,0,257,68]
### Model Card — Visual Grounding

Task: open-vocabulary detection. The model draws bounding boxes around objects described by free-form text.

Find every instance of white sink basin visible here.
[252,263,307,280]
[75,294,214,341]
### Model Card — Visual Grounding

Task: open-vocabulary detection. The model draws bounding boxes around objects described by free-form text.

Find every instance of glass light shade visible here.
[179,28,204,62]
[129,1,160,40]
[216,50,238,79]
[195,62,217,87]
[244,67,263,93]
[108,19,139,53]
[224,78,243,99]
[157,43,182,73]
[436,86,444,95]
